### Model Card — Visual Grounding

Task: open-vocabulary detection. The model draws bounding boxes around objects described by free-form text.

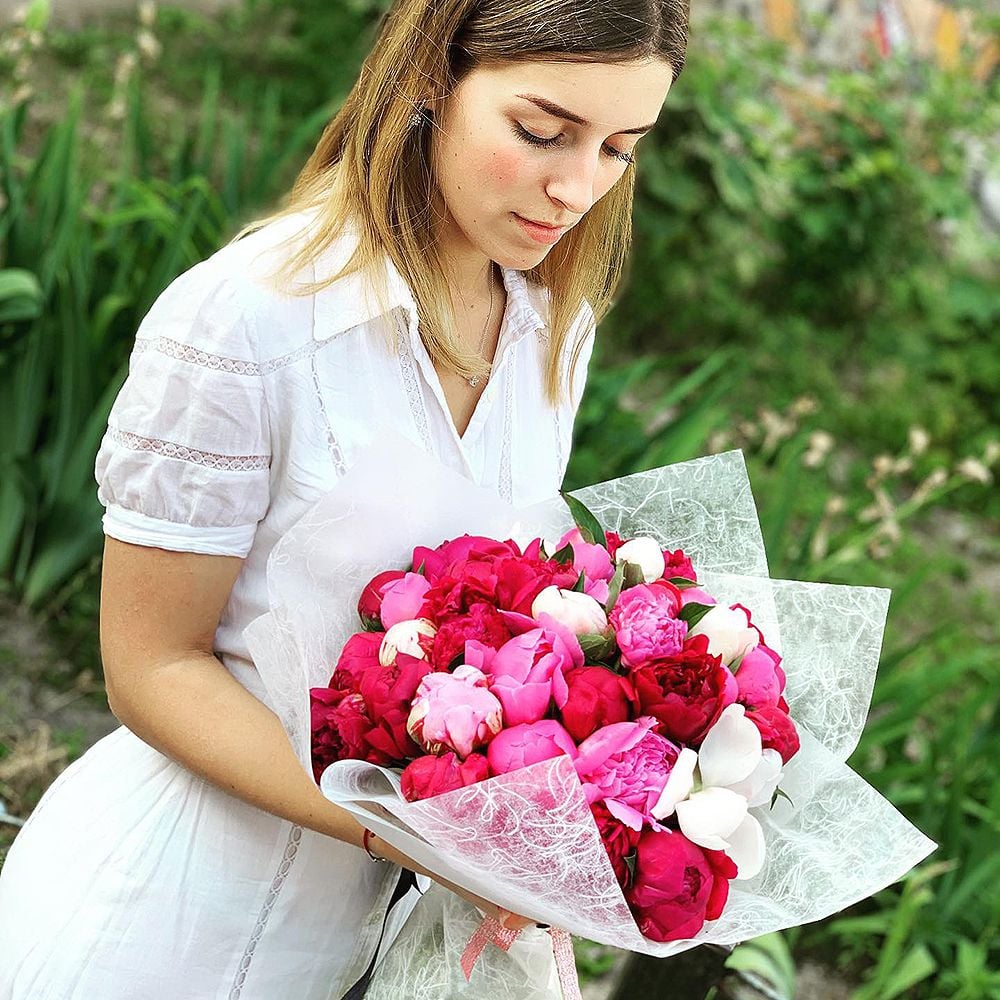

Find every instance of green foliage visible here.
[0,70,327,606]
[618,16,999,508]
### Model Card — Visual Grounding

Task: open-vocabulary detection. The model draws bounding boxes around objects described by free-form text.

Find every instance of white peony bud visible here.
[688,605,759,666]
[531,585,608,634]
[614,537,665,583]
[379,618,437,666]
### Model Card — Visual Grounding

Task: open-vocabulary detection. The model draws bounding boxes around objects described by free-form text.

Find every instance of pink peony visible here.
[735,642,784,709]
[358,570,406,627]
[407,665,503,758]
[609,583,687,668]
[575,719,682,831]
[378,572,433,629]
[471,625,576,727]
[679,587,718,607]
[554,526,615,582]
[486,720,578,775]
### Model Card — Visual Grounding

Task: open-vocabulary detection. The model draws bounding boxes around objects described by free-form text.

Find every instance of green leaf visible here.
[678,602,714,629]
[552,542,576,566]
[623,849,637,887]
[605,562,625,614]
[559,491,607,548]
[770,786,794,809]
[622,561,645,589]
[668,576,698,588]
[572,570,587,593]
[579,630,617,662]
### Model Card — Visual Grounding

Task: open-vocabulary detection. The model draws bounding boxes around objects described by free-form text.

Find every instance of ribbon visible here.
[460,916,583,1000]
[460,914,520,980]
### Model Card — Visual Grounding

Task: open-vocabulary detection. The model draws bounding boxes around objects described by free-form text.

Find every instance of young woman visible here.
[0,0,685,996]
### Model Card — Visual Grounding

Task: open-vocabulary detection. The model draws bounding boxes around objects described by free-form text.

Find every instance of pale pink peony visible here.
[609,583,687,668]
[531,585,608,635]
[407,665,503,758]
[575,718,682,831]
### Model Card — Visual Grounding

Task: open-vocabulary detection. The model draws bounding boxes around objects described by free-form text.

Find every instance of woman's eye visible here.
[511,122,635,165]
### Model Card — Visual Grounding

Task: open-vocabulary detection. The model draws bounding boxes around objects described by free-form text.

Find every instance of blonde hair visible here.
[232,0,690,408]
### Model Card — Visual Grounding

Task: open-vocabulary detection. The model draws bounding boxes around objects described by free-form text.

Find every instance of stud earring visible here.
[408,103,430,130]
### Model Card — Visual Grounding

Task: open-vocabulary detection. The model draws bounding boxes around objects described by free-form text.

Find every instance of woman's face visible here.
[429,57,674,277]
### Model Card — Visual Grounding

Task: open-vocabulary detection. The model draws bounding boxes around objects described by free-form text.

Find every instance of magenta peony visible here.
[574,719,681,831]
[625,830,737,942]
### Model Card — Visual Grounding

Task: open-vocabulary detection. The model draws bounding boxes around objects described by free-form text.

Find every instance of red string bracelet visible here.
[362,828,385,863]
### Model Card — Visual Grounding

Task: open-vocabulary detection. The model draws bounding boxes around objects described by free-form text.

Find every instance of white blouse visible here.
[0,211,596,1000]
[94,206,597,695]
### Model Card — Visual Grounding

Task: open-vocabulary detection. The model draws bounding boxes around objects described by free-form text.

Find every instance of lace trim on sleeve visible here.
[107,426,270,471]
[133,335,323,376]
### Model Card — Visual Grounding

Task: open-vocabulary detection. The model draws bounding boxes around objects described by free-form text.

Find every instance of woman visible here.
[0,0,684,996]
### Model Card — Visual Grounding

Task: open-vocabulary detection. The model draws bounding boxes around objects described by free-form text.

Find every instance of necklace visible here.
[459,263,496,389]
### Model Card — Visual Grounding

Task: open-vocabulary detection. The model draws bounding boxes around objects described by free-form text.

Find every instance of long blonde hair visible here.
[232,0,689,408]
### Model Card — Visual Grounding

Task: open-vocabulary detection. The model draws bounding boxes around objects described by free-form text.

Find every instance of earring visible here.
[408,103,430,130]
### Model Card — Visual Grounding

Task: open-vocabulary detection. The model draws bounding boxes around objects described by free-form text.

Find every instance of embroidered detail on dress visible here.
[499,359,515,504]
[395,312,434,455]
[310,355,349,476]
[554,406,566,485]
[134,336,323,376]
[228,823,303,1000]
[107,427,269,471]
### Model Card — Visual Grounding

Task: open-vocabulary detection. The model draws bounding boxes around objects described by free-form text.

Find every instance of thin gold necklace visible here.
[456,263,496,389]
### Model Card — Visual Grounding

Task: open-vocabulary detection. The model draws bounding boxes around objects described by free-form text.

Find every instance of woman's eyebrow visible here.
[514,93,657,135]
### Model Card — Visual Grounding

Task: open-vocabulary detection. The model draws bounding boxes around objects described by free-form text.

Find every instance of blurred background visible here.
[0,1,996,997]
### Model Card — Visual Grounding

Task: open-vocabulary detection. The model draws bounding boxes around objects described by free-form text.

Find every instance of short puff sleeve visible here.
[94,260,271,557]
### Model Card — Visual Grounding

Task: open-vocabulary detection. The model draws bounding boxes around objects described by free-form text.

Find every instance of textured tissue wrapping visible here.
[243,428,936,958]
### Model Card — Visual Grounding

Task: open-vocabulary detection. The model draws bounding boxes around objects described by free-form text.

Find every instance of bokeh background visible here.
[0,1,997,997]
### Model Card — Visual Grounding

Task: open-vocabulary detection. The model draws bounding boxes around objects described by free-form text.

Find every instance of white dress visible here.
[0,208,596,1000]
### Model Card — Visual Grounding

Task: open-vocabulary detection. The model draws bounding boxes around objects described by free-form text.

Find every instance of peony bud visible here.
[531,585,608,635]
[614,537,666,583]
[379,618,437,666]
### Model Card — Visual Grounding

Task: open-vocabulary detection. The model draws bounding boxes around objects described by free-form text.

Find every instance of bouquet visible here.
[243,428,936,998]
[311,517,801,946]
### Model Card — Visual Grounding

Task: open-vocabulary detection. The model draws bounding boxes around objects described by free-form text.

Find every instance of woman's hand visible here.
[365,830,539,931]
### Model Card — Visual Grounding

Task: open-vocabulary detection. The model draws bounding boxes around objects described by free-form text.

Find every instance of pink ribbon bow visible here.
[460,914,582,1000]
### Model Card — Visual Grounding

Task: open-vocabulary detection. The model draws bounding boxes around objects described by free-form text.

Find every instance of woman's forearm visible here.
[106,651,368,848]
[105,652,534,927]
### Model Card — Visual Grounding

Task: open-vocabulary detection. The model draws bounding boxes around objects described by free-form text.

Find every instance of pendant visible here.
[468,375,480,388]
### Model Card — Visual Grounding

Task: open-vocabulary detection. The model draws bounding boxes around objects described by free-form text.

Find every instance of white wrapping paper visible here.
[243,427,936,965]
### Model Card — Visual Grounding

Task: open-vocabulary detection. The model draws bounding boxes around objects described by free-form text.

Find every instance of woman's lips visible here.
[513,214,566,245]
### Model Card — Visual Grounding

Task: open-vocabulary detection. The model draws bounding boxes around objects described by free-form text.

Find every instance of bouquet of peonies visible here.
[243,428,935,999]
[310,521,801,945]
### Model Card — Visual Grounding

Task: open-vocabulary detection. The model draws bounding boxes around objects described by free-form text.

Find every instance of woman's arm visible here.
[99,537,533,928]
